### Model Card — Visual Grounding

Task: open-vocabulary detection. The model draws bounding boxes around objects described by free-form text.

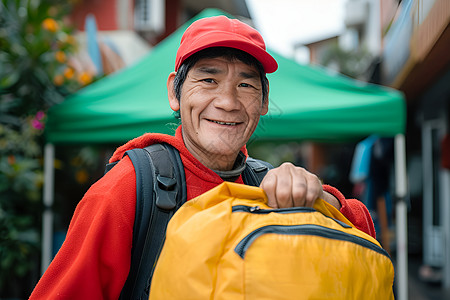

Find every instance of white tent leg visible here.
[443,169,450,289]
[41,143,55,275]
[395,134,408,300]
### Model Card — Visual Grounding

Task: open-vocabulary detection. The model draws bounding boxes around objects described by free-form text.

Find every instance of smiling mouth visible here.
[207,119,241,126]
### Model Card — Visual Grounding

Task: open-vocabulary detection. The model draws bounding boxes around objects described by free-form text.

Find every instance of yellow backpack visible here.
[149,182,394,300]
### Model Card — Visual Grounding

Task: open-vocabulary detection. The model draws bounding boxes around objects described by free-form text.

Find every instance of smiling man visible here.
[30,16,376,300]
[168,55,267,170]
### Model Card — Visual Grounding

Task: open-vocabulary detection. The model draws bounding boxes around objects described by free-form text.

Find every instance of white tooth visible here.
[213,120,236,126]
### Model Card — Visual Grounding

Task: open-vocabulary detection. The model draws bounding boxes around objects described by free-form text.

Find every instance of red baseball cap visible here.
[175,16,278,73]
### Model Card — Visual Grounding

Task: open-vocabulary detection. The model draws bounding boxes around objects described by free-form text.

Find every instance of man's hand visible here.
[260,162,340,210]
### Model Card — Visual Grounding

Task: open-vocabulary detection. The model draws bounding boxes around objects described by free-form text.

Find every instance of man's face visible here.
[168,56,268,169]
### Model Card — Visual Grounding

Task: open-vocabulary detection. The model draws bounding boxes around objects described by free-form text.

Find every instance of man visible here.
[30,16,375,299]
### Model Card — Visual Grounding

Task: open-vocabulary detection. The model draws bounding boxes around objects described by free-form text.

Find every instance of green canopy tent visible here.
[41,8,408,299]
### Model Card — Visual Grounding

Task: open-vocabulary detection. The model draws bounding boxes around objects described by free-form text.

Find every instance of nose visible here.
[214,83,241,111]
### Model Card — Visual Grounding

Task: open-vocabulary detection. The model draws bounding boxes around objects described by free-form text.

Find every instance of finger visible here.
[291,168,308,207]
[274,172,293,208]
[260,172,278,208]
[304,174,323,207]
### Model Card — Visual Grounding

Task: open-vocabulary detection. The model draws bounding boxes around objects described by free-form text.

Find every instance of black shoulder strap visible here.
[242,157,273,186]
[118,143,186,300]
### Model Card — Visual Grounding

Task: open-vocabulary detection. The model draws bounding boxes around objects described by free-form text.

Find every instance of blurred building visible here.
[343,0,450,293]
[378,0,450,291]
[68,0,250,75]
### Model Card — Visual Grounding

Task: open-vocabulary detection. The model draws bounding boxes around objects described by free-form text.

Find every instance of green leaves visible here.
[0,124,42,295]
[0,0,79,296]
[0,0,79,118]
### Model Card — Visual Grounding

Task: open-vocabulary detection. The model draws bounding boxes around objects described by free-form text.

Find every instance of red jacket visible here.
[30,127,375,300]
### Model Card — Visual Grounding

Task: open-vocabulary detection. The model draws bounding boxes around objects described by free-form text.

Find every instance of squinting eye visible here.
[202,78,214,83]
[239,83,251,88]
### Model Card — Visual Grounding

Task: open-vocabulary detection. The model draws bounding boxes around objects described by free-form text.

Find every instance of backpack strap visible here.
[242,157,273,186]
[118,143,186,300]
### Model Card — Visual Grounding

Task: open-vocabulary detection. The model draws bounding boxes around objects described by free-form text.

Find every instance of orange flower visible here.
[55,51,66,63]
[78,72,93,85]
[63,67,74,79]
[53,74,64,86]
[42,18,59,33]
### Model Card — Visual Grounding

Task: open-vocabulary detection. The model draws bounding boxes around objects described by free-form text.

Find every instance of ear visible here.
[167,72,180,112]
[261,83,269,116]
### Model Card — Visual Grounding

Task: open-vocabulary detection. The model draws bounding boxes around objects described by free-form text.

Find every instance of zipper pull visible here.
[250,206,260,212]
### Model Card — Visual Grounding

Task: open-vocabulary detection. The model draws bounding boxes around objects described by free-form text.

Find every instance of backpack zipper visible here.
[232,205,316,214]
[232,205,352,228]
[234,224,392,263]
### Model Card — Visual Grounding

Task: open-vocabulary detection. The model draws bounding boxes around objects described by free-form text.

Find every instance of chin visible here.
[203,139,242,157]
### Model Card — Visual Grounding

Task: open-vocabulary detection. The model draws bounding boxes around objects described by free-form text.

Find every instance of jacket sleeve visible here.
[29,157,136,300]
[323,184,376,239]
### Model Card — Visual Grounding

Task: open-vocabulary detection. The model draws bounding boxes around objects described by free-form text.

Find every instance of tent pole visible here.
[443,169,450,289]
[41,143,55,275]
[394,134,408,300]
